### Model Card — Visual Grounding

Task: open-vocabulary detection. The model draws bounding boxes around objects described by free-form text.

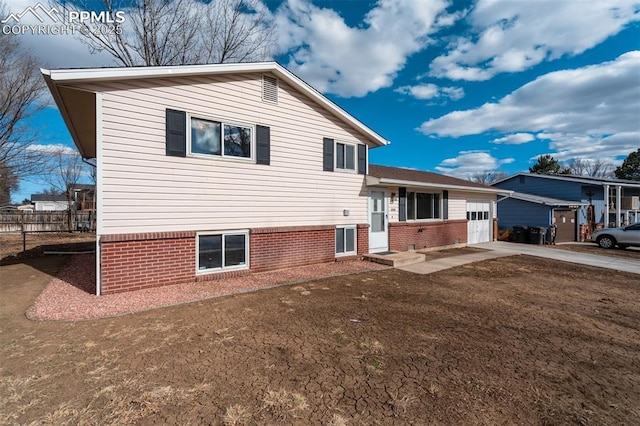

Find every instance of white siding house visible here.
[43,62,388,295]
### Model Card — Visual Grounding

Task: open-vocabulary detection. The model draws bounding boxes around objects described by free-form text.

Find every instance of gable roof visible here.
[41,62,389,158]
[493,172,640,188]
[509,192,587,207]
[367,165,511,195]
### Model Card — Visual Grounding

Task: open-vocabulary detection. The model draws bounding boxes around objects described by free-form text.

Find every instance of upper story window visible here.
[190,116,252,159]
[336,142,356,171]
[407,192,441,220]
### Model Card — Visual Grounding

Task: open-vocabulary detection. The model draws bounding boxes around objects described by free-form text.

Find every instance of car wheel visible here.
[597,235,616,249]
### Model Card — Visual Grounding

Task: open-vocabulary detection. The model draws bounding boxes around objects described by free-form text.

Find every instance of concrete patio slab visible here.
[397,250,513,274]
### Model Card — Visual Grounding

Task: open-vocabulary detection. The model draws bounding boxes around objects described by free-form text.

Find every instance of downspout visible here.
[95,92,103,296]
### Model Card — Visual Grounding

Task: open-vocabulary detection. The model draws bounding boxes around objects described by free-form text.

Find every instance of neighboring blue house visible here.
[492,174,640,242]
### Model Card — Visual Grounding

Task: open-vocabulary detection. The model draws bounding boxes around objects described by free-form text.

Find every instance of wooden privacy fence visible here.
[0,211,95,233]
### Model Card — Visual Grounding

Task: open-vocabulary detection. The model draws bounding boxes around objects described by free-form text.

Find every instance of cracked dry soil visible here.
[1,255,639,425]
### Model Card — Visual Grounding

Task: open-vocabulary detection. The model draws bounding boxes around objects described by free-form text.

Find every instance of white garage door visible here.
[467,200,491,244]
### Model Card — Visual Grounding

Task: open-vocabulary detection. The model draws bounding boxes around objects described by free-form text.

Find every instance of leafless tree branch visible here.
[51,0,275,66]
[0,1,48,200]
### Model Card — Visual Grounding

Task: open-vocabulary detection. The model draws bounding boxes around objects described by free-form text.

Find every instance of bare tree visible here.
[53,0,275,66]
[469,171,508,185]
[0,1,46,186]
[565,158,613,178]
[0,161,18,205]
[45,149,89,230]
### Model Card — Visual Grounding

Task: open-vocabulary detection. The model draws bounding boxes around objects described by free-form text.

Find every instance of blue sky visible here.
[5,0,640,202]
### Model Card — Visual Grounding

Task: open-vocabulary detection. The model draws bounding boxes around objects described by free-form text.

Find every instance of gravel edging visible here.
[26,255,389,321]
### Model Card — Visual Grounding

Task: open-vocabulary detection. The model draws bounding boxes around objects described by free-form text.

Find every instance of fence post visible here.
[22,231,26,253]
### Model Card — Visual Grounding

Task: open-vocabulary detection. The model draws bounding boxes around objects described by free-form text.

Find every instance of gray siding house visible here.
[493,173,640,242]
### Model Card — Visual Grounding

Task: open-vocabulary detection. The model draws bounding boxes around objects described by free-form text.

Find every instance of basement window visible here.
[197,231,249,273]
[336,225,357,256]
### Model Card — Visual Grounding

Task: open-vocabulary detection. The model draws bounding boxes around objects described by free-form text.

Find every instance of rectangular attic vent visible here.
[262,74,278,103]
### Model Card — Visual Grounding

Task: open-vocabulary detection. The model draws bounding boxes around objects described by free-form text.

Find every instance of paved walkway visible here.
[398,241,640,275]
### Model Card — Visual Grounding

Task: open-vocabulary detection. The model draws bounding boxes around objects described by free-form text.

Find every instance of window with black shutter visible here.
[256,125,270,165]
[399,187,407,222]
[166,109,186,157]
[357,144,366,175]
[323,138,334,171]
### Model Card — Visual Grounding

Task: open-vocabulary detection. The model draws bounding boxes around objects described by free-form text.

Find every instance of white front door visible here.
[467,200,492,244]
[369,190,388,252]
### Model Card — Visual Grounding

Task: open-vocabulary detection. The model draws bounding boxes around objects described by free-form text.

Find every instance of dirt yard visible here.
[1,255,639,425]
[0,232,96,262]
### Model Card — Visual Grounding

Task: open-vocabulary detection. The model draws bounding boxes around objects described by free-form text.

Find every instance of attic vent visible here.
[262,75,278,103]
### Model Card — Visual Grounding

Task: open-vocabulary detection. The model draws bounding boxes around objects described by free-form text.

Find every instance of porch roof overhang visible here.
[365,175,513,196]
[509,192,588,208]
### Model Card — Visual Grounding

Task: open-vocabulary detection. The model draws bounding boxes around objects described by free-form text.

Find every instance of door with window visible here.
[553,210,577,242]
[369,190,388,252]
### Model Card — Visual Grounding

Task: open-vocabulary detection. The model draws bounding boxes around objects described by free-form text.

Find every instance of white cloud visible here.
[538,132,639,163]
[429,0,640,81]
[491,133,535,145]
[435,150,513,179]
[3,0,116,68]
[395,83,464,100]
[420,51,640,159]
[26,143,77,155]
[275,0,452,97]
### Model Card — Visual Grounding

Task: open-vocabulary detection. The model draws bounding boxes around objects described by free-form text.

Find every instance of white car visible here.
[590,223,640,249]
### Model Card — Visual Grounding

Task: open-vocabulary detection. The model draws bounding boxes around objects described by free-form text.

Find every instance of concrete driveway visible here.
[474,241,640,275]
[398,241,640,275]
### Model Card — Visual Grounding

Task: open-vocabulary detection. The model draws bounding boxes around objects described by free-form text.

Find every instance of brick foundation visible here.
[99,224,368,294]
[100,232,196,295]
[388,220,467,252]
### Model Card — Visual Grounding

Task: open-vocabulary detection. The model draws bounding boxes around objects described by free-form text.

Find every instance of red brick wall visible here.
[388,220,467,252]
[99,224,369,294]
[100,232,195,295]
[357,224,369,255]
[250,225,336,272]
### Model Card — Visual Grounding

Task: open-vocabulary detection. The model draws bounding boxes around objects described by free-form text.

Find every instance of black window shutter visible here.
[323,138,334,171]
[442,190,449,220]
[256,125,270,165]
[166,109,186,157]
[357,144,366,175]
[399,187,407,222]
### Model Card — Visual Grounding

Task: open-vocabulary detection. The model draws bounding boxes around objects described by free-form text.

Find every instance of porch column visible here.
[616,185,622,227]
[603,184,609,226]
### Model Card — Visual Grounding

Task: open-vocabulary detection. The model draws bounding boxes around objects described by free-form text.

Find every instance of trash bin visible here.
[513,226,528,243]
[527,226,547,245]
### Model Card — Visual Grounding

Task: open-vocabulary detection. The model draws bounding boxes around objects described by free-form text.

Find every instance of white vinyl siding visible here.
[87,73,375,234]
[386,189,489,222]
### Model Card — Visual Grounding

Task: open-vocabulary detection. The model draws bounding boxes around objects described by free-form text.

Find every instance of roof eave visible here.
[367,176,512,195]
[41,71,91,158]
[42,62,390,148]
[495,172,640,188]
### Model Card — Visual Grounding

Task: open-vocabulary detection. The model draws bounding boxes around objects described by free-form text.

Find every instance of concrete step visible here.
[363,251,426,267]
